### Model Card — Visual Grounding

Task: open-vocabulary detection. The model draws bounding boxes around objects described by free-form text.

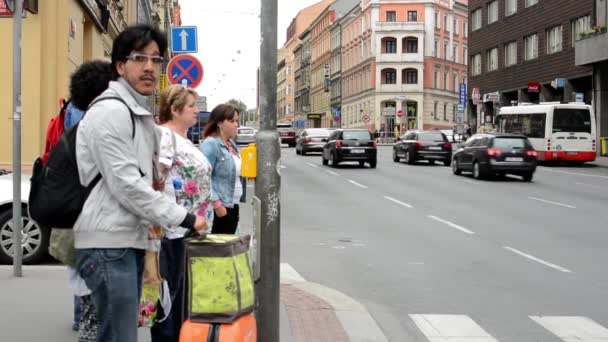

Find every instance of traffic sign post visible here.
[170,26,198,53]
[167,54,204,89]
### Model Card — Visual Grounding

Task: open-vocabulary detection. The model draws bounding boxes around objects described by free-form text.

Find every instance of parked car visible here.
[452,133,537,181]
[322,129,377,168]
[277,123,296,147]
[236,126,256,145]
[393,130,452,166]
[0,174,50,264]
[296,128,330,155]
[440,129,465,143]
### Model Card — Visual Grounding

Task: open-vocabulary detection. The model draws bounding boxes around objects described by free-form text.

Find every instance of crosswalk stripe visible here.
[410,314,499,342]
[530,316,608,341]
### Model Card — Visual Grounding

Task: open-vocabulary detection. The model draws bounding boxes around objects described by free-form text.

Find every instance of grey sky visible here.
[180,0,321,110]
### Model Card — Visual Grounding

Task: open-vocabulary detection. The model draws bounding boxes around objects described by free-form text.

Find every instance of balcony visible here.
[377,83,423,93]
[575,31,608,65]
[374,21,425,33]
[376,52,424,63]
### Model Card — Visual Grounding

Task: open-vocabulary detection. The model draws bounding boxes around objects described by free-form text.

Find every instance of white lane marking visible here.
[575,181,594,187]
[530,316,608,341]
[280,263,306,284]
[410,314,499,342]
[348,180,368,189]
[528,197,576,209]
[539,167,608,179]
[383,196,413,209]
[280,165,287,169]
[306,162,319,168]
[427,215,475,235]
[503,246,572,273]
[326,170,340,176]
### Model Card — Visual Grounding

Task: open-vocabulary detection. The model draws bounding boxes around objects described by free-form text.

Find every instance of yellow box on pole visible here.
[601,137,607,157]
[241,143,257,178]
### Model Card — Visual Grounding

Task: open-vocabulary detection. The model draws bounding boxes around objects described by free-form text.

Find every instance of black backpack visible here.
[28,96,135,229]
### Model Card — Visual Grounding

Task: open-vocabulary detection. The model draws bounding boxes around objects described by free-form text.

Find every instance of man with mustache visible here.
[74,24,208,342]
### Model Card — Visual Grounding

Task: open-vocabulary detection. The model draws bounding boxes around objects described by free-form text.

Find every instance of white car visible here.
[0,174,50,264]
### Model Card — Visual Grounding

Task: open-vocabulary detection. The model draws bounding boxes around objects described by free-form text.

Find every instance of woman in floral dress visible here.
[150,84,217,342]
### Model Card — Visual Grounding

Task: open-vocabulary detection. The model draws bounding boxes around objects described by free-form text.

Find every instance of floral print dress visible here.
[159,126,214,239]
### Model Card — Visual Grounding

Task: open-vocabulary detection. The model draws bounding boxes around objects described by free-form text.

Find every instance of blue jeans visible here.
[76,248,145,342]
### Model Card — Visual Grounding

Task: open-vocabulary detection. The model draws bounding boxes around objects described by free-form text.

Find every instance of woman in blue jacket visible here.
[200,104,242,234]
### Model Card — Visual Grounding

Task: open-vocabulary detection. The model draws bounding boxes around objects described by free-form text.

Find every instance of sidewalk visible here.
[0,265,386,342]
[590,156,608,168]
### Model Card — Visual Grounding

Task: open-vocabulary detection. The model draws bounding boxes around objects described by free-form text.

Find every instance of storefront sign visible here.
[528,82,541,92]
[307,114,322,120]
[482,92,499,103]
[472,87,481,105]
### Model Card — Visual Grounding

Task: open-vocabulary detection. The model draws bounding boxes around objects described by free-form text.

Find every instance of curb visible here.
[280,264,388,342]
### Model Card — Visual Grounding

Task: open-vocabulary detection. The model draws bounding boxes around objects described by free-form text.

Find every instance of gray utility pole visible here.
[12,0,23,277]
[255,0,280,339]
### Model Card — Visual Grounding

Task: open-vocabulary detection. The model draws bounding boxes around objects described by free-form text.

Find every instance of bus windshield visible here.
[552,108,592,133]
[497,113,546,138]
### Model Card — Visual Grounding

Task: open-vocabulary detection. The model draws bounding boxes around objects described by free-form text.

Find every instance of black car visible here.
[322,129,377,168]
[277,123,296,147]
[452,133,538,181]
[296,128,331,155]
[393,130,452,166]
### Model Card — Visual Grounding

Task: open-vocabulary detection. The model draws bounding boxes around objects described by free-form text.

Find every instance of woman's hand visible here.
[215,205,228,218]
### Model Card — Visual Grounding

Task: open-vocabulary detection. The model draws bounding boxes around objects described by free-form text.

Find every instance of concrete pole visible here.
[12,0,23,277]
[255,0,280,339]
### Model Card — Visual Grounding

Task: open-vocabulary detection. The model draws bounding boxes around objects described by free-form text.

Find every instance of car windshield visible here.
[343,131,372,140]
[306,129,330,136]
[492,137,529,149]
[552,108,592,133]
[238,128,254,134]
[419,133,447,143]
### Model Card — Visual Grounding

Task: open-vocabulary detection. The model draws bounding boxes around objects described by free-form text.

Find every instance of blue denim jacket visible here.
[200,136,240,208]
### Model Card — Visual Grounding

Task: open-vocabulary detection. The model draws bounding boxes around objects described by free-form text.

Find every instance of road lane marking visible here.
[280,165,287,169]
[383,196,413,208]
[575,181,594,187]
[410,314,499,342]
[306,162,319,168]
[325,170,340,176]
[528,197,576,209]
[530,316,608,341]
[539,168,608,179]
[503,246,572,273]
[348,180,368,189]
[427,215,475,235]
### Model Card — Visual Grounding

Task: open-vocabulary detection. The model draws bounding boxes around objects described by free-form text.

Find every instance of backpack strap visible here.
[87,96,136,139]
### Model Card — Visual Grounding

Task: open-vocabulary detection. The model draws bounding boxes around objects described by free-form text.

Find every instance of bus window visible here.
[497,113,546,138]
[552,108,591,133]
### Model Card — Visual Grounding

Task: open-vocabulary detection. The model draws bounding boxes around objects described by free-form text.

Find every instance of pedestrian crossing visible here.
[410,314,608,342]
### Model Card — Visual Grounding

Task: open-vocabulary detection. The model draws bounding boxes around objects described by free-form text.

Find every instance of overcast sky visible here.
[180,0,322,110]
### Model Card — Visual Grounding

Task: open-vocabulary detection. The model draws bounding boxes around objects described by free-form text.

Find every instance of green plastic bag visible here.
[48,229,75,267]
[184,234,254,323]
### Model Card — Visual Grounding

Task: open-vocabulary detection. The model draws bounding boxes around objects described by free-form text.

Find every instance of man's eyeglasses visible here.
[126,54,164,65]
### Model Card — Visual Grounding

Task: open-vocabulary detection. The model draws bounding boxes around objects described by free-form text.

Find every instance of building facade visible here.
[310,7,336,128]
[468,0,593,129]
[294,29,313,128]
[277,48,288,121]
[330,19,342,128]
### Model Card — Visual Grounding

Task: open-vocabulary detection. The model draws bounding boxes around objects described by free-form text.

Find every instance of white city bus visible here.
[496,103,596,162]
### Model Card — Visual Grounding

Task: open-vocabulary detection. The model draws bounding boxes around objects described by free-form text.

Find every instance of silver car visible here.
[236,127,256,145]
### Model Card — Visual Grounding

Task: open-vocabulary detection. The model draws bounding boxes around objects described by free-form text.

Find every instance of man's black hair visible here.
[111,24,168,80]
[69,60,112,111]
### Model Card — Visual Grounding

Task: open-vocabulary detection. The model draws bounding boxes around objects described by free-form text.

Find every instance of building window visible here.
[386,11,396,22]
[434,69,440,88]
[487,48,498,71]
[487,1,498,24]
[546,25,562,54]
[453,45,458,63]
[506,0,517,16]
[454,18,459,34]
[443,42,448,59]
[525,0,538,7]
[404,37,418,53]
[434,39,439,57]
[443,103,448,121]
[443,72,448,90]
[434,102,438,120]
[382,37,397,53]
[524,34,538,60]
[453,74,458,92]
[472,54,481,75]
[287,84,291,95]
[464,47,468,65]
[572,16,591,45]
[453,104,457,122]
[435,11,440,29]
[408,11,417,22]
[444,16,448,32]
[382,68,397,84]
[464,22,468,37]
[472,9,482,31]
[404,68,418,84]
[505,41,517,66]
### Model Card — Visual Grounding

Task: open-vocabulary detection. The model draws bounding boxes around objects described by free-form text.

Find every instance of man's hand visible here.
[194,216,208,233]
[215,205,228,218]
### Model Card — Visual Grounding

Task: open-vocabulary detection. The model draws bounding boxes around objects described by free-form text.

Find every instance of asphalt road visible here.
[279,145,608,342]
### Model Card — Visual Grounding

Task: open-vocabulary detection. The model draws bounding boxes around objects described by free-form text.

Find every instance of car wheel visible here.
[331,152,340,167]
[0,208,49,264]
[322,154,328,165]
[369,160,377,168]
[522,172,534,182]
[473,161,484,180]
[289,143,296,148]
[296,148,300,155]
[393,149,400,162]
[443,159,451,167]
[452,158,461,175]
[404,150,414,165]
[301,149,307,156]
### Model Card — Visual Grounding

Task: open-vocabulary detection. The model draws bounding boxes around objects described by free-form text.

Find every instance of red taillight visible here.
[487,148,502,156]
[336,140,343,148]
[527,150,538,157]
[415,141,425,148]
[444,143,452,151]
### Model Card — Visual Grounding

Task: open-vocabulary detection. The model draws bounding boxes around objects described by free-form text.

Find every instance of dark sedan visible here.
[296,128,331,155]
[393,130,452,166]
[452,133,537,181]
[322,129,377,168]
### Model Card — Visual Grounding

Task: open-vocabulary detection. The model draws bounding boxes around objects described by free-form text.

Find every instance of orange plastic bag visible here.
[179,313,257,342]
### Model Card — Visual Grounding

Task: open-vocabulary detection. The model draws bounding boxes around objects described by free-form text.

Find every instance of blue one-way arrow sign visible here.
[171,26,197,53]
